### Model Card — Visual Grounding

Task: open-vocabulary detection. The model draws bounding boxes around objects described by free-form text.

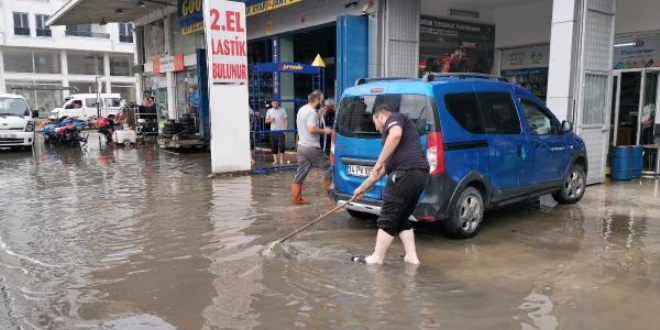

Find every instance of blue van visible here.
[330,74,588,238]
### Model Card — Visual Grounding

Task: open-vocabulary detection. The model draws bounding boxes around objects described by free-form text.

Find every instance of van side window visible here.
[86,98,99,108]
[476,92,521,134]
[444,93,485,134]
[106,98,121,107]
[520,99,558,135]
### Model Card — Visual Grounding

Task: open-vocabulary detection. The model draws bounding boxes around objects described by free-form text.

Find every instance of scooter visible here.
[42,117,87,147]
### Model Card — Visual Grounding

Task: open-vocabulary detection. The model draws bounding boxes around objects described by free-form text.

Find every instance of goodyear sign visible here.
[178,0,204,35]
[246,0,302,17]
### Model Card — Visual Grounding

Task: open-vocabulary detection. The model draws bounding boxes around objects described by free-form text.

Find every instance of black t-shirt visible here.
[382,112,429,174]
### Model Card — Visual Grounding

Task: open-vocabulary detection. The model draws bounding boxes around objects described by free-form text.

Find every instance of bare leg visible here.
[399,229,420,264]
[279,153,285,164]
[365,229,395,264]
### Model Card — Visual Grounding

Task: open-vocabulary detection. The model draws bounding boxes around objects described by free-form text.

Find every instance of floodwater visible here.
[1,137,659,330]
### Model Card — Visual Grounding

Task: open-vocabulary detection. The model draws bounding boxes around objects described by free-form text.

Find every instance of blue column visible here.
[196,48,210,139]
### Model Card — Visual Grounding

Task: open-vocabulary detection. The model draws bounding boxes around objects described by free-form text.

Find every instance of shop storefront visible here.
[610,33,660,147]
[500,45,550,101]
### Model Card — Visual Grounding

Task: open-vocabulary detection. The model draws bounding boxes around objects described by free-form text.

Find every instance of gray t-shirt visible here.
[296,104,320,148]
[266,107,287,131]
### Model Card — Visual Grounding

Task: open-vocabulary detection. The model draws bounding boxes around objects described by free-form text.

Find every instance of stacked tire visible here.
[161,120,180,139]
[180,117,196,134]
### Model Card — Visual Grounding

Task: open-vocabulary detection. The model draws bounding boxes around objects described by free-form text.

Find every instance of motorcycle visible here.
[42,117,87,147]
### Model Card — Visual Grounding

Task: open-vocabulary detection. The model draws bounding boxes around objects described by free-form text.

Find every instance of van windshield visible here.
[0,97,29,116]
[335,94,437,138]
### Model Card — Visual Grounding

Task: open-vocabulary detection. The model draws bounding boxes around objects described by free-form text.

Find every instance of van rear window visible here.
[335,94,436,138]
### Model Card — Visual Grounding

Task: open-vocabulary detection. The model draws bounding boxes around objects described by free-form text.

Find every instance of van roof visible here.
[342,77,534,100]
[0,93,27,99]
[67,93,121,98]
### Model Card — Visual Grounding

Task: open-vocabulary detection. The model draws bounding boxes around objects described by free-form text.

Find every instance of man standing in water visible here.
[352,105,429,264]
[291,90,333,205]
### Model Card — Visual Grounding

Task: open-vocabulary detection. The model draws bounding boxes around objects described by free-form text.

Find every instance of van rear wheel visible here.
[444,187,484,239]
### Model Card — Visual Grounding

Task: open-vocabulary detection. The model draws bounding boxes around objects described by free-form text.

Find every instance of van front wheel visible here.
[444,187,484,239]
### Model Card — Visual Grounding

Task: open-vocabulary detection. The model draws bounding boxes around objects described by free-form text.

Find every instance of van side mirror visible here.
[561,121,573,133]
[31,110,39,118]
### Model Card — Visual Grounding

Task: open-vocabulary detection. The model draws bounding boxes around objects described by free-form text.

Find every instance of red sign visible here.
[204,0,248,84]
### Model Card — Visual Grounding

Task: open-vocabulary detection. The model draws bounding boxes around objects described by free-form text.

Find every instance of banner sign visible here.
[178,0,204,35]
[501,45,550,70]
[419,16,495,76]
[204,0,248,84]
[246,0,302,17]
[613,33,660,69]
[152,54,185,74]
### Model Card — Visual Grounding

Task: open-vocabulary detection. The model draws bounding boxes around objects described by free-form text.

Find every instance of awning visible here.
[47,0,177,26]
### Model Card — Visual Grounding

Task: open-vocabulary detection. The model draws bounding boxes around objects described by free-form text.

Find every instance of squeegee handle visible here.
[277,198,356,245]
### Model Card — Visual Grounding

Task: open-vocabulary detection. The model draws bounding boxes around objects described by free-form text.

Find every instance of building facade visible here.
[0,0,137,117]
[46,0,660,177]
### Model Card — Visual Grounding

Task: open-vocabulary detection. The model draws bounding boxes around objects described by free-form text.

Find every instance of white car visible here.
[49,93,122,120]
[0,94,37,151]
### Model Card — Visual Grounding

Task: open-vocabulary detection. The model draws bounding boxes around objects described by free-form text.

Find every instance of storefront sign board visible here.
[178,0,204,35]
[152,55,185,74]
[501,45,550,71]
[204,0,251,173]
[419,16,495,76]
[613,33,660,69]
[246,0,302,17]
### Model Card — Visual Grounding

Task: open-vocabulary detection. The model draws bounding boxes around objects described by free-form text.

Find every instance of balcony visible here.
[14,27,30,36]
[119,34,134,43]
[36,29,52,37]
[65,30,110,39]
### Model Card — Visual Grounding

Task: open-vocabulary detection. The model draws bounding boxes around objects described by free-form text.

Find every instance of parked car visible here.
[330,74,588,238]
[0,94,38,151]
[49,93,122,120]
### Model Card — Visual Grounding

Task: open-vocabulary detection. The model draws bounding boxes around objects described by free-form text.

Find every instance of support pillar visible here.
[546,0,581,122]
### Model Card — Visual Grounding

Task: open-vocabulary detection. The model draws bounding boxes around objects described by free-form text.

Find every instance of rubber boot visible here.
[323,179,332,195]
[291,184,307,205]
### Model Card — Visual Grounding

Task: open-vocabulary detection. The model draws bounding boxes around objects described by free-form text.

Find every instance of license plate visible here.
[0,134,16,139]
[347,165,373,177]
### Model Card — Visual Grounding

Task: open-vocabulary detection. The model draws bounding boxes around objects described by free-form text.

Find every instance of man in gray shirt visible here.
[265,100,288,165]
[292,90,333,205]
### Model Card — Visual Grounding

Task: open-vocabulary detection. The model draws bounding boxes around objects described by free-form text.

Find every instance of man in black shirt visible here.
[352,105,430,264]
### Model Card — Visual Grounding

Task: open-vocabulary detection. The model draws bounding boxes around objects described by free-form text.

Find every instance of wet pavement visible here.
[1,136,659,329]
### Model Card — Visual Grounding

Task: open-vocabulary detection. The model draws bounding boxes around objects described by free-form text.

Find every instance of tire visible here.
[347,209,378,220]
[443,187,484,239]
[552,164,586,204]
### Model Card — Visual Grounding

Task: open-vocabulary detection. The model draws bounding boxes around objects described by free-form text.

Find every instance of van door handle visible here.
[517,144,526,159]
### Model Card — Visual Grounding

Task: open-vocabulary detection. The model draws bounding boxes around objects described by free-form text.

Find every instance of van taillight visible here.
[426,131,445,176]
[330,130,336,166]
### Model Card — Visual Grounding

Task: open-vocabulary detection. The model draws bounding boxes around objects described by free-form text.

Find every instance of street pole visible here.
[96,76,101,118]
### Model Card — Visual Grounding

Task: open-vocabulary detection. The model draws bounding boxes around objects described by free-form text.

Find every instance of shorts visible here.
[378,169,429,236]
[271,132,285,154]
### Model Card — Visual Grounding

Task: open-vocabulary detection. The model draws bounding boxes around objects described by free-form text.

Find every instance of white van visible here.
[0,94,38,151]
[49,93,122,120]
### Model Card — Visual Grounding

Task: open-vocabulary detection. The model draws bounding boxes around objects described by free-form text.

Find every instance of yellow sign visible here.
[311,54,326,68]
[182,22,204,35]
[246,0,302,17]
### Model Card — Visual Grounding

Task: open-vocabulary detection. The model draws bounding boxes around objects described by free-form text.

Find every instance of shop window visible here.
[67,53,104,75]
[34,52,61,74]
[5,80,64,114]
[444,93,485,134]
[112,85,136,102]
[3,48,33,73]
[520,99,557,135]
[69,81,96,94]
[66,24,110,38]
[13,12,30,36]
[109,55,134,76]
[582,74,608,125]
[476,92,521,134]
[36,14,52,37]
[119,23,133,43]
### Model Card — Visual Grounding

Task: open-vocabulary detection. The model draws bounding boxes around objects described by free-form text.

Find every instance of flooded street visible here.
[1,138,660,329]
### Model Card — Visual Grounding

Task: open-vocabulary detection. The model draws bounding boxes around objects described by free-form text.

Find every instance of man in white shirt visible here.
[292,90,333,205]
[265,100,288,165]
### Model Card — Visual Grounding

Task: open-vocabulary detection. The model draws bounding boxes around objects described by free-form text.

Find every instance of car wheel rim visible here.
[459,195,482,233]
[564,170,584,199]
